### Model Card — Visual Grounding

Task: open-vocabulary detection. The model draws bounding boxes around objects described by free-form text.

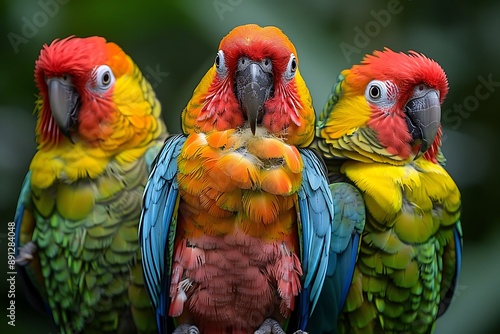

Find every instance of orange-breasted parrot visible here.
[139,24,338,334]
[13,36,167,333]
[310,49,463,333]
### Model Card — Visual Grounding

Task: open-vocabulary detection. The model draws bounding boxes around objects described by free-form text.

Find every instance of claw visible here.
[173,324,200,334]
[254,318,307,334]
[15,241,37,266]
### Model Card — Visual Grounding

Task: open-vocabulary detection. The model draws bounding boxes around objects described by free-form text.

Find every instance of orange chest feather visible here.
[176,130,303,245]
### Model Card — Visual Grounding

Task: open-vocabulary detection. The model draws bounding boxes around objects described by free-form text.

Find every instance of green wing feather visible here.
[317,73,345,129]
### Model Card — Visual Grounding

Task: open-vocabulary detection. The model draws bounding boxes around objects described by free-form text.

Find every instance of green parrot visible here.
[13,36,167,333]
[310,48,463,333]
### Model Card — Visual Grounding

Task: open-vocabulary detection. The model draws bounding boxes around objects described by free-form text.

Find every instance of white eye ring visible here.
[365,80,387,102]
[215,50,228,76]
[94,65,115,91]
[284,53,297,80]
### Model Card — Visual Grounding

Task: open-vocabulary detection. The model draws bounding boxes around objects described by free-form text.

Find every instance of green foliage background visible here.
[0,0,499,333]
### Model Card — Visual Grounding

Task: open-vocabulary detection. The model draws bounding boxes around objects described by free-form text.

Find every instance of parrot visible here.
[139,24,339,334]
[13,36,167,333]
[310,48,463,333]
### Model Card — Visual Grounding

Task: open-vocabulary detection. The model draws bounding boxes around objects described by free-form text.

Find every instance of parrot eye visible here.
[284,53,297,80]
[365,80,388,102]
[215,50,228,76]
[93,65,115,92]
[102,72,111,85]
[369,86,381,99]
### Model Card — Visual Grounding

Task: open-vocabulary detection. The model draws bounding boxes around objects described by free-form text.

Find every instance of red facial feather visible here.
[348,48,449,160]
[219,25,296,79]
[34,36,120,146]
[349,48,449,102]
[262,80,302,134]
[199,24,302,134]
[198,74,243,132]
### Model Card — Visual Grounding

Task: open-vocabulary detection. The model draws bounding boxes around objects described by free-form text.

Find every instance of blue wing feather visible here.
[296,148,334,330]
[139,134,186,333]
[453,223,462,287]
[14,172,32,257]
[14,171,52,317]
[304,181,365,333]
[437,220,463,317]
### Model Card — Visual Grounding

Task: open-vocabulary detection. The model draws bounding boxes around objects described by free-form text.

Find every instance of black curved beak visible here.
[404,89,441,158]
[46,77,79,142]
[235,58,273,135]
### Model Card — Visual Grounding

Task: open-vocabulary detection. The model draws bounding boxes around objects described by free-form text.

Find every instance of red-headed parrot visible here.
[139,24,342,334]
[311,48,463,333]
[14,36,167,333]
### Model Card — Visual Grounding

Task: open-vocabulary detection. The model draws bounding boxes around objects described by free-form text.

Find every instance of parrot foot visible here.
[254,318,308,334]
[15,241,37,266]
[173,324,200,334]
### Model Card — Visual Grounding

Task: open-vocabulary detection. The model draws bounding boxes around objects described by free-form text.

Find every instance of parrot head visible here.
[319,48,449,163]
[34,36,158,149]
[182,24,315,147]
